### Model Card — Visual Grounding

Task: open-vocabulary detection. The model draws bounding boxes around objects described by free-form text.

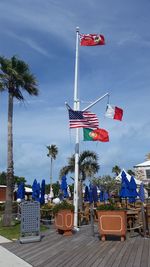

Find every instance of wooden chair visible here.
[127,208,147,237]
[145,205,150,235]
[78,203,90,226]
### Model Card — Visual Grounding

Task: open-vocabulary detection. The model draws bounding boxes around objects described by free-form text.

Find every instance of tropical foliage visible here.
[145,153,150,161]
[127,169,135,176]
[52,200,74,215]
[47,145,58,192]
[112,165,121,176]
[0,55,39,226]
[92,175,118,194]
[45,181,60,197]
[60,150,99,181]
[97,204,123,210]
[60,150,99,209]
[0,172,26,186]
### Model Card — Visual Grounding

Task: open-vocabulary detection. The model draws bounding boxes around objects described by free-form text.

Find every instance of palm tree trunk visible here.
[78,180,83,211]
[50,157,52,193]
[3,92,14,226]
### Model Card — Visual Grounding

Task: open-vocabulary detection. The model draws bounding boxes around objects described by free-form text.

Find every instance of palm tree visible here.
[92,175,118,194]
[59,150,100,210]
[47,145,58,193]
[112,165,121,177]
[0,56,39,226]
[145,153,150,161]
[127,169,135,176]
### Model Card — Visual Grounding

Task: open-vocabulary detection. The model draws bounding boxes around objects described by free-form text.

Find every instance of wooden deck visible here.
[1,224,150,267]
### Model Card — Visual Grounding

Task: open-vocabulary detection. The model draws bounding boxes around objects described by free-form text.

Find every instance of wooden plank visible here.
[61,239,106,267]
[43,238,97,267]
[117,237,136,267]
[32,234,91,267]
[14,233,63,257]
[111,237,135,267]
[125,237,140,267]
[1,225,150,267]
[80,241,113,267]
[100,241,124,267]
[91,241,121,267]
[132,237,145,267]
[140,238,149,267]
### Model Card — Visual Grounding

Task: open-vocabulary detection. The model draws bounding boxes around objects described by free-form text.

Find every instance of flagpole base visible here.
[73,227,80,232]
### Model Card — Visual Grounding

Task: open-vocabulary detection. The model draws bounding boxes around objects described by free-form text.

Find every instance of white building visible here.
[134,160,150,185]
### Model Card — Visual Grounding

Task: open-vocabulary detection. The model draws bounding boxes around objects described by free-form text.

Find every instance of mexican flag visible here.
[83,128,109,142]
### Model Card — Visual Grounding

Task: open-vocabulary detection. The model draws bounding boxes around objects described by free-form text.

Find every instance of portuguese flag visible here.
[83,128,109,142]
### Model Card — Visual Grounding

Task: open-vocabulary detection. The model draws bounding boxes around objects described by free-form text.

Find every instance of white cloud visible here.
[6,32,52,57]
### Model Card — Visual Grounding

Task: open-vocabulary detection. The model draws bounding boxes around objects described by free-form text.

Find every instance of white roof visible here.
[25,187,32,193]
[115,169,141,185]
[14,186,32,193]
[134,160,150,168]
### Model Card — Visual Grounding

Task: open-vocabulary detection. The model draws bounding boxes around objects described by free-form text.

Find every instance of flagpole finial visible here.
[76,27,79,32]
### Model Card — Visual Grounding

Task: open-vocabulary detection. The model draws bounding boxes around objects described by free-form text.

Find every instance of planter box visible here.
[54,210,74,236]
[97,210,127,241]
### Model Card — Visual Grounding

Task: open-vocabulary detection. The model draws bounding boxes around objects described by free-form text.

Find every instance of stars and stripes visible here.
[68,109,99,129]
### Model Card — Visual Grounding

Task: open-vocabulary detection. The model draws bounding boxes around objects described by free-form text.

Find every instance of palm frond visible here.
[0,55,39,100]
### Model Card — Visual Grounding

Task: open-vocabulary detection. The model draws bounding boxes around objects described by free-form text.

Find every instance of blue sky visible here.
[0,0,150,185]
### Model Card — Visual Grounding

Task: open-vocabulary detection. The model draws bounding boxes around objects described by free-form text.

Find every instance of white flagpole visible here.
[82,93,109,112]
[73,27,80,229]
[71,28,109,229]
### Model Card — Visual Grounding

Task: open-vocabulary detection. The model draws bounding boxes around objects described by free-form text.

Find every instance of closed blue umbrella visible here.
[103,191,109,202]
[32,179,37,200]
[40,179,45,205]
[37,183,41,202]
[100,191,104,202]
[138,183,146,236]
[119,181,130,198]
[32,179,40,201]
[121,171,130,189]
[17,182,25,200]
[88,184,98,203]
[128,176,138,203]
[92,185,98,203]
[119,180,130,209]
[84,186,89,202]
[138,183,145,202]
[89,184,93,203]
[61,176,69,198]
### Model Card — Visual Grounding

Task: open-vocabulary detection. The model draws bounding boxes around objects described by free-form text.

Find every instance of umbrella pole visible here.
[90,203,95,237]
[126,198,127,209]
[141,204,147,237]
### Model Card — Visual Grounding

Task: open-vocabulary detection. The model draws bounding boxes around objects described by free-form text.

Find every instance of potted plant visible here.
[53,200,74,236]
[40,203,54,226]
[97,203,127,241]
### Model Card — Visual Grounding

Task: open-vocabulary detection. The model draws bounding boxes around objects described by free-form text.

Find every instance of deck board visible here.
[140,238,149,267]
[133,238,145,267]
[1,224,150,267]
[117,237,136,267]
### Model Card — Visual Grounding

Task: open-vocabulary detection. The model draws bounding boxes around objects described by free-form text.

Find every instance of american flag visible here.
[68,109,99,129]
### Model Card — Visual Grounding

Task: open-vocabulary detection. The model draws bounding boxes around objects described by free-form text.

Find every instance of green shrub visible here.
[0,203,5,212]
[97,204,123,211]
[52,200,74,215]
